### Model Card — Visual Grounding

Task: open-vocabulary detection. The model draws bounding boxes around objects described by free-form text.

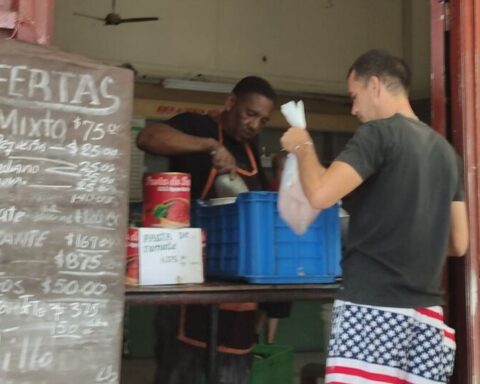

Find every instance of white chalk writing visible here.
[0,65,120,115]
[0,109,67,142]
[0,47,128,384]
[0,230,49,247]
[0,206,26,223]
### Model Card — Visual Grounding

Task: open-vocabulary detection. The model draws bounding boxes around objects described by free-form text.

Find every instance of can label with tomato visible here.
[143,173,191,228]
[126,227,139,286]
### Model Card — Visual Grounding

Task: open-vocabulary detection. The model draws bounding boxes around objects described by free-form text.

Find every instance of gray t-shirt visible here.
[335,114,463,307]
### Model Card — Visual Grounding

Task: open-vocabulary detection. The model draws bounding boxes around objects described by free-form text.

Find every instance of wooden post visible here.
[448,0,480,383]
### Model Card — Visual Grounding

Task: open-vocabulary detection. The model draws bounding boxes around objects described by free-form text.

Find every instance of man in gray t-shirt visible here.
[281,49,468,384]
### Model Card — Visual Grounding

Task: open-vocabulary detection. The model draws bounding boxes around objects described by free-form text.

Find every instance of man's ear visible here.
[224,94,237,111]
[368,76,382,98]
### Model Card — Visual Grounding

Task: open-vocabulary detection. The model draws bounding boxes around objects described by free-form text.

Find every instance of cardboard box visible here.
[136,227,204,285]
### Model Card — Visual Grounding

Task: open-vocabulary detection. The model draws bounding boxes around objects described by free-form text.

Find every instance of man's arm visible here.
[281,128,363,209]
[136,122,236,174]
[136,123,218,156]
[294,147,363,209]
[448,201,469,256]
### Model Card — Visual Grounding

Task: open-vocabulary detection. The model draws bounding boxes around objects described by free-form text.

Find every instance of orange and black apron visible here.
[179,116,261,354]
[199,114,260,199]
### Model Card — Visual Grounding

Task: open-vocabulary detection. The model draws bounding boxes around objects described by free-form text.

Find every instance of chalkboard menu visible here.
[0,40,133,383]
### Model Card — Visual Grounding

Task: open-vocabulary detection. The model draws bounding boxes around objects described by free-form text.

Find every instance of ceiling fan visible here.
[74,0,159,26]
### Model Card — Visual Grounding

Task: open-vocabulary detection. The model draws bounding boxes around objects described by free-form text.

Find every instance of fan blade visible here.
[73,12,105,22]
[118,17,159,23]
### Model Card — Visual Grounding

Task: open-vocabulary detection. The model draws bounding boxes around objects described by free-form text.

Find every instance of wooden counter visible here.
[125,281,340,305]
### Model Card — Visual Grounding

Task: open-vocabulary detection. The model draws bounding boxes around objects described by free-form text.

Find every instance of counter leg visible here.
[206,303,219,384]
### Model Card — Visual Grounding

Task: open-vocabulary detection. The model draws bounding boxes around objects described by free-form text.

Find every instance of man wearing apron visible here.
[136,76,276,384]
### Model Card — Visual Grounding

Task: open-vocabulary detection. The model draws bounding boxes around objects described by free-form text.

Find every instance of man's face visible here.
[348,71,376,123]
[225,93,274,141]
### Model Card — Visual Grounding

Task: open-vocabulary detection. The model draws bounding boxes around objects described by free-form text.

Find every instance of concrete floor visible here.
[121,352,325,384]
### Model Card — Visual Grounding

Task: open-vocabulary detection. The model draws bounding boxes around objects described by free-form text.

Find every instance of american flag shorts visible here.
[325,300,456,384]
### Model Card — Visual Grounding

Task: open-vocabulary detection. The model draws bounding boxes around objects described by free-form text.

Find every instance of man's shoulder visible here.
[358,114,434,140]
[168,112,214,125]
[167,112,217,136]
[360,114,412,130]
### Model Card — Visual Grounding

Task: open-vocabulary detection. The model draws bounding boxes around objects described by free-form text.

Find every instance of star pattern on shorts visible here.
[328,304,455,382]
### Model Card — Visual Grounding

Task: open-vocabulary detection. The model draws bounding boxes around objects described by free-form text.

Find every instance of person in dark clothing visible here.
[136,76,276,384]
[281,49,469,384]
[268,150,287,192]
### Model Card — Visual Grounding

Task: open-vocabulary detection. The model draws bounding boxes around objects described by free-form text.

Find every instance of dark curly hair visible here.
[232,76,276,103]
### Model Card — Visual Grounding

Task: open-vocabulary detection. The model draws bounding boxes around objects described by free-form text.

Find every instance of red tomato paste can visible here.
[143,172,191,228]
[126,227,139,286]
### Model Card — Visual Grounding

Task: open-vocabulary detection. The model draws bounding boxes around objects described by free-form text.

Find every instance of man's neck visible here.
[381,97,418,121]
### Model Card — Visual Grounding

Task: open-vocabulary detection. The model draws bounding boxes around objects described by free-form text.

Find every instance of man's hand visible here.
[211,144,236,174]
[281,127,313,153]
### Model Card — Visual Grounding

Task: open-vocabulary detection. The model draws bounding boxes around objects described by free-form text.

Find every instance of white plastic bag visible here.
[278,100,321,235]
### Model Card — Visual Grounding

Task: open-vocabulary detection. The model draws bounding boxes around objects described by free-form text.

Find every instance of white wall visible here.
[53,0,430,98]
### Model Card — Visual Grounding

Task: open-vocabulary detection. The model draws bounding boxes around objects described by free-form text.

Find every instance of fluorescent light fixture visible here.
[162,78,234,93]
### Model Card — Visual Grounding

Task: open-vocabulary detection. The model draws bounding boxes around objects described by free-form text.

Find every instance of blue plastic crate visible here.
[192,192,341,284]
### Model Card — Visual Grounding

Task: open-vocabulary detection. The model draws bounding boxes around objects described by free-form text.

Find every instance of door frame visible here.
[431,1,480,383]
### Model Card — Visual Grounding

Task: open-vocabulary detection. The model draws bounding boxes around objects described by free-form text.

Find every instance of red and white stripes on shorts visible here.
[325,300,456,384]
